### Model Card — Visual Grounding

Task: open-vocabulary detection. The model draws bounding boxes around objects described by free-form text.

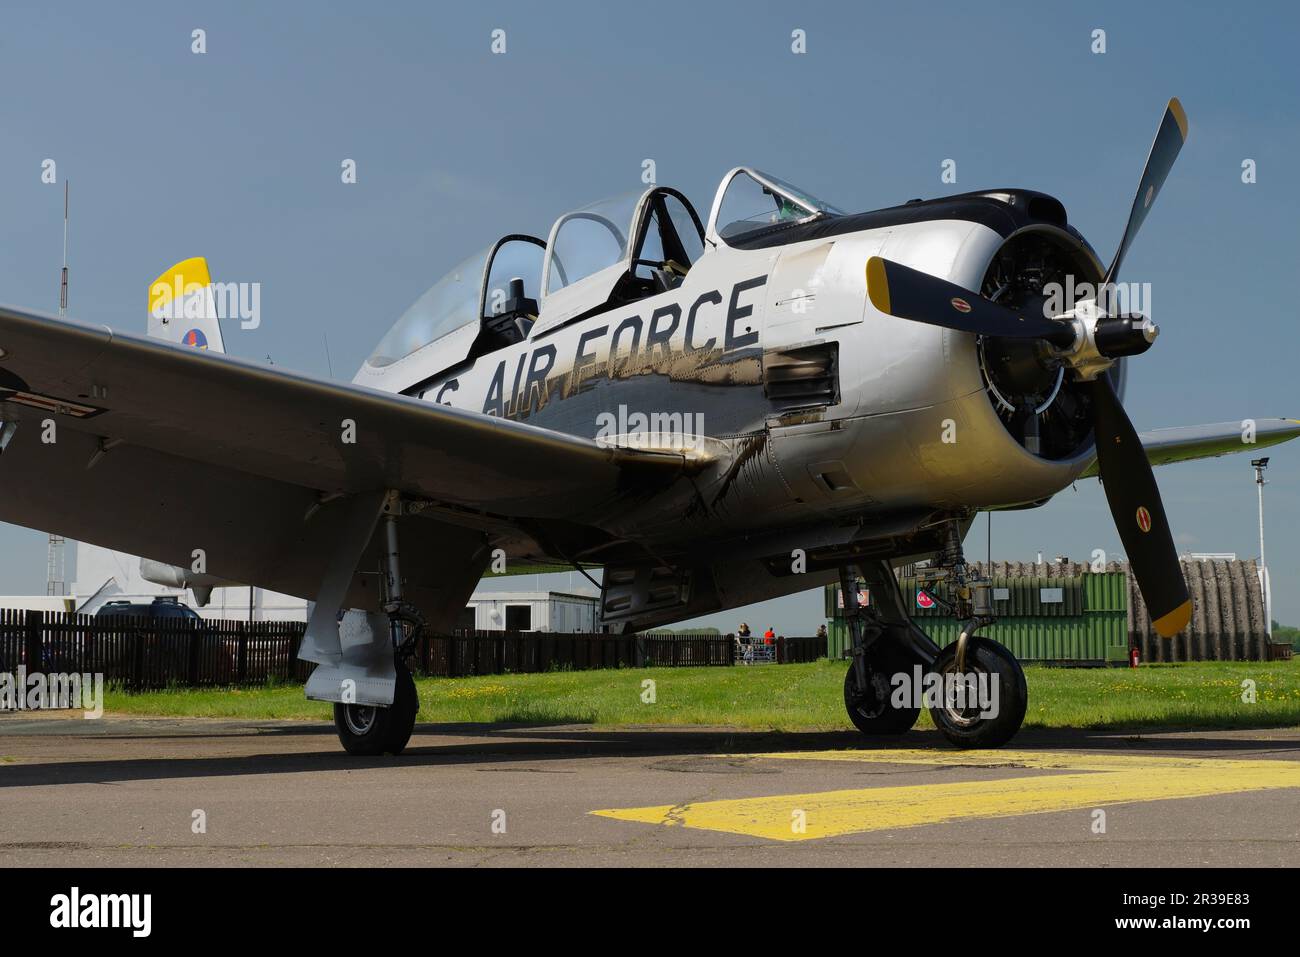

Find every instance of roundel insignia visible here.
[950,297,972,314]
[1136,506,1152,533]
[183,328,209,350]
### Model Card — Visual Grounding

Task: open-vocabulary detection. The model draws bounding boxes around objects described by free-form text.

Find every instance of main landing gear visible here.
[333,493,423,756]
[839,543,1027,749]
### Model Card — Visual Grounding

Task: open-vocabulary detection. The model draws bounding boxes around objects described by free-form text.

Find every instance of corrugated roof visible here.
[1127,558,1269,661]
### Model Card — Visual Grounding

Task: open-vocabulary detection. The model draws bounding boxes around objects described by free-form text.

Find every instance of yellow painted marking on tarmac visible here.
[737,747,1258,773]
[591,749,1300,842]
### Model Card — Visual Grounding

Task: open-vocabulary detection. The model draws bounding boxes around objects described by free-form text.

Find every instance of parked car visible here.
[96,596,202,621]
[95,597,232,683]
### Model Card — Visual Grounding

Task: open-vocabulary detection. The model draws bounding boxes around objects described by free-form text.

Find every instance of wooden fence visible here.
[412,630,734,677]
[773,635,827,664]
[0,610,827,690]
[0,608,310,690]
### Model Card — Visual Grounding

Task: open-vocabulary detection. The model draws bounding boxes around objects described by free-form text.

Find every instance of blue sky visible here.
[0,1,1296,633]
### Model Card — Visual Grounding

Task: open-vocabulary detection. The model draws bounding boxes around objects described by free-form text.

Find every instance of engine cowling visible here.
[976,228,1119,460]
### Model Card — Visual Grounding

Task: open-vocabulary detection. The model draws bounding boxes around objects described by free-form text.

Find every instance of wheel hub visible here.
[933,660,988,729]
[342,704,377,736]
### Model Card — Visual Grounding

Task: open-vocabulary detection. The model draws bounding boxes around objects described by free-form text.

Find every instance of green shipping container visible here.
[825,570,1130,665]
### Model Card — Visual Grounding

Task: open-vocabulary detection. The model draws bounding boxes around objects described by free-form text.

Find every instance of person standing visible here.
[737,622,753,664]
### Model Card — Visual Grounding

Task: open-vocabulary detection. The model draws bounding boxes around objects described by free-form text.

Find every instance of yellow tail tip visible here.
[149,256,212,313]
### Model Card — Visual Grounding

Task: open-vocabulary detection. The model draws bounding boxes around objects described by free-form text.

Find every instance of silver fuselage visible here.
[355,215,1107,557]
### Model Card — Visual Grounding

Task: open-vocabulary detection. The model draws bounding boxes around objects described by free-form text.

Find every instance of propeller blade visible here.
[1102,97,1189,293]
[1088,375,1191,638]
[865,257,1077,348]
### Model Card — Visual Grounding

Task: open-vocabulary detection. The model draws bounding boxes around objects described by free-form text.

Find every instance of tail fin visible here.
[147,256,226,353]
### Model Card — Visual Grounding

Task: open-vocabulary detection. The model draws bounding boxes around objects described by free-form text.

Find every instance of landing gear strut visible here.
[914,521,1028,748]
[333,492,421,756]
[839,562,925,736]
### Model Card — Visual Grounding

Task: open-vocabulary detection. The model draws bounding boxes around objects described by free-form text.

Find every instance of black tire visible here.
[843,639,922,735]
[333,661,419,756]
[928,636,1027,749]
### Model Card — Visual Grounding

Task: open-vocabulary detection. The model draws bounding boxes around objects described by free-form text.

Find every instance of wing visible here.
[0,304,683,613]
[1078,418,1300,478]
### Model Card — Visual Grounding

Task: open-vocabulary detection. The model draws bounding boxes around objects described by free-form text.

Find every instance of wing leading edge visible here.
[1078,418,1300,478]
[0,304,684,607]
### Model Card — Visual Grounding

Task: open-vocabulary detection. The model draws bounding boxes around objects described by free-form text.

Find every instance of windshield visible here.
[544,193,640,294]
[367,247,489,367]
[714,169,841,241]
[759,171,841,216]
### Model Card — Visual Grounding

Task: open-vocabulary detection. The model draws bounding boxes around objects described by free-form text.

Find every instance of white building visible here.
[464,590,600,633]
[3,542,601,632]
[0,541,309,621]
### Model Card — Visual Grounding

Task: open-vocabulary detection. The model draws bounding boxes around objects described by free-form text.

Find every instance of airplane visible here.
[1,97,1297,754]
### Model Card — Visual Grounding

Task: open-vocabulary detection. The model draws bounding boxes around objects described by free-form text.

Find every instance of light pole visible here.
[1252,457,1271,636]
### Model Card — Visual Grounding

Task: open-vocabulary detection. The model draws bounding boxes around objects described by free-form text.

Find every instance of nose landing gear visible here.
[838,561,929,737]
[842,637,921,735]
[926,635,1026,749]
[839,528,1028,750]
[913,523,1027,748]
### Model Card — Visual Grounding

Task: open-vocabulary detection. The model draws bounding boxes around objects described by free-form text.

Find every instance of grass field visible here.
[101,657,1300,733]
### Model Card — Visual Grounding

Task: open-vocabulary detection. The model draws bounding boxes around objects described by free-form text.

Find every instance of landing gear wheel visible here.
[928,636,1026,749]
[333,660,419,756]
[843,641,921,735]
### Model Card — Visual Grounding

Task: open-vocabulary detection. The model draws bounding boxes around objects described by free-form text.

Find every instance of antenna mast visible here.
[47,181,69,597]
[60,181,69,316]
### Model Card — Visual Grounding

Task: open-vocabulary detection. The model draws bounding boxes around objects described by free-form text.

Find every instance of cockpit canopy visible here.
[543,194,636,295]
[364,168,836,373]
[367,248,484,369]
[366,236,545,369]
[541,189,706,297]
[707,167,842,243]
